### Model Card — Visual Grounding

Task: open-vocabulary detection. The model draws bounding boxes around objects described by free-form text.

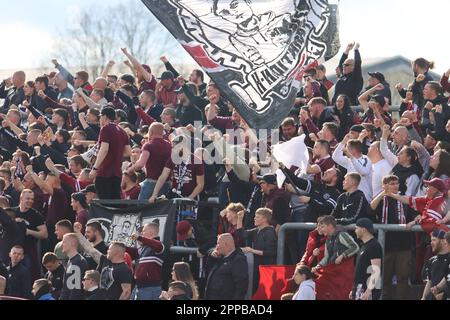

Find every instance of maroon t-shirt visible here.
[138,77,157,95]
[165,156,205,197]
[314,156,335,183]
[97,123,130,178]
[122,185,141,200]
[209,116,234,131]
[143,138,172,180]
[45,188,71,226]
[75,210,88,234]
[157,83,179,106]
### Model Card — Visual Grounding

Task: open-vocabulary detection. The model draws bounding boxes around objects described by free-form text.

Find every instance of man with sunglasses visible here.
[332,42,363,106]
[83,270,107,300]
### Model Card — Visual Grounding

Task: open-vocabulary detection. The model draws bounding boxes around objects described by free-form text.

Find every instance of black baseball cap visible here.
[158,71,174,81]
[370,94,386,107]
[350,124,364,133]
[81,184,97,194]
[368,72,386,83]
[426,129,440,141]
[356,218,374,234]
[257,174,277,185]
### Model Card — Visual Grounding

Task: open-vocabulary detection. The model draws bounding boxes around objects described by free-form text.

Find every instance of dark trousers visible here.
[382,250,411,300]
[95,176,122,200]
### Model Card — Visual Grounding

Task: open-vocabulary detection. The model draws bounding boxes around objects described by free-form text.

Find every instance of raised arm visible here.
[370,190,386,210]
[44,157,62,178]
[53,59,75,87]
[122,48,153,82]
[26,165,54,195]
[0,114,24,136]
[358,83,384,111]
[410,140,430,173]
[101,60,115,79]
[161,56,181,79]
[76,88,101,110]
[386,192,410,205]
[74,222,102,264]
[332,140,351,169]
[206,102,218,122]
[380,125,398,167]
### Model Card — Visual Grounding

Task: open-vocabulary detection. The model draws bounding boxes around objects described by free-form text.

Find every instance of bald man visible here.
[380,125,430,180]
[60,233,87,300]
[127,122,172,200]
[0,71,26,111]
[205,233,249,300]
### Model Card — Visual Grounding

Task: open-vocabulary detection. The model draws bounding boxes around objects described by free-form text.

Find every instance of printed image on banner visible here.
[87,201,177,247]
[141,0,340,129]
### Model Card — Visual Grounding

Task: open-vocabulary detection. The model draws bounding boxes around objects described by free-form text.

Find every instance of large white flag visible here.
[272,134,309,188]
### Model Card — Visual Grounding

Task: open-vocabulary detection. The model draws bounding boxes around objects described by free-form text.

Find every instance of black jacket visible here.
[282,168,340,222]
[86,288,108,300]
[0,209,25,262]
[421,95,450,132]
[237,226,277,266]
[412,71,434,109]
[6,262,32,299]
[332,50,363,105]
[333,106,357,140]
[45,264,65,299]
[176,103,204,127]
[434,111,450,142]
[205,248,249,300]
[0,82,25,112]
[332,190,369,225]
[34,87,59,112]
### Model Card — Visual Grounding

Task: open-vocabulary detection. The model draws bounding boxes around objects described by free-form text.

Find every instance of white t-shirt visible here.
[371,159,393,199]
[292,279,316,300]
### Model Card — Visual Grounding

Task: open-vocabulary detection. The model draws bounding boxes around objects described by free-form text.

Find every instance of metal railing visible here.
[277,222,450,297]
[276,222,447,265]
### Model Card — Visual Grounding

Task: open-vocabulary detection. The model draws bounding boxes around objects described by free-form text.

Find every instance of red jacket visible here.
[59,172,92,192]
[126,236,164,286]
[440,74,450,94]
[300,229,326,267]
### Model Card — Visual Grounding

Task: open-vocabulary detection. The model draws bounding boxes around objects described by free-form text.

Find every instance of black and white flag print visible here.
[142,0,340,129]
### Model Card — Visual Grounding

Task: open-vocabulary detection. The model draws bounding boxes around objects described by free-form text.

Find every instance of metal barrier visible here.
[276,222,450,265]
[277,222,450,297]
[170,246,198,255]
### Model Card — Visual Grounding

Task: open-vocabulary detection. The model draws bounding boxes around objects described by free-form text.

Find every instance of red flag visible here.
[420,217,450,235]
[252,265,296,300]
[315,258,355,300]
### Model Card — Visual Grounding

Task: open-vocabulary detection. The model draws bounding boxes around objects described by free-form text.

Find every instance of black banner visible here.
[88,200,177,248]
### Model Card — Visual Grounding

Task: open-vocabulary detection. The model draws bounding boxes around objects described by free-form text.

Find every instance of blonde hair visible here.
[225,202,245,214]
[255,208,272,222]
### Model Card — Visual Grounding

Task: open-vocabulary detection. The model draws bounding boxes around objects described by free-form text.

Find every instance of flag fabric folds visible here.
[272,134,310,187]
[252,265,296,300]
[142,0,340,129]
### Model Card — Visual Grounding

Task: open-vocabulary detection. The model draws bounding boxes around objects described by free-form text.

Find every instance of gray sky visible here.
[0,0,448,73]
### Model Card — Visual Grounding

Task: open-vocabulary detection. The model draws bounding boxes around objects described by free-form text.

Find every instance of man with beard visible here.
[421,229,450,300]
[83,221,108,270]
[280,164,341,223]
[75,222,132,300]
